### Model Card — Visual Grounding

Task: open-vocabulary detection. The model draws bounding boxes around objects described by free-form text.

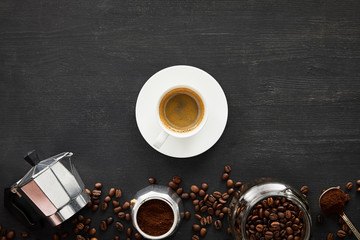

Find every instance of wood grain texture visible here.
[1,0,360,239]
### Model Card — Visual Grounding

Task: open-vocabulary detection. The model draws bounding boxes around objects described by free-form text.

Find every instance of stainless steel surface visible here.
[10,152,89,226]
[131,185,184,240]
[228,179,312,240]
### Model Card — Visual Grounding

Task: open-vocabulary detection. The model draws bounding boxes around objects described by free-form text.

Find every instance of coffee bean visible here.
[126,228,132,236]
[181,193,190,199]
[357,187,360,192]
[206,216,213,224]
[214,220,222,230]
[226,179,234,188]
[176,187,183,195]
[113,206,122,214]
[86,188,92,196]
[342,223,349,232]
[134,232,143,239]
[219,212,225,219]
[91,204,99,212]
[190,192,197,199]
[337,230,347,238]
[173,176,182,184]
[125,213,131,222]
[194,205,200,212]
[192,224,201,232]
[93,199,101,204]
[123,201,130,210]
[89,228,97,236]
[356,179,360,185]
[115,222,124,232]
[76,223,85,230]
[201,183,209,191]
[200,228,207,237]
[264,231,273,239]
[148,177,156,184]
[101,202,108,211]
[346,182,354,190]
[92,189,101,199]
[115,189,122,198]
[200,217,207,226]
[234,181,243,188]
[184,211,191,219]
[90,238,98,240]
[106,216,114,225]
[191,185,200,193]
[221,172,229,181]
[113,200,120,207]
[256,224,263,232]
[199,189,206,197]
[224,165,232,173]
[6,231,15,239]
[21,232,29,238]
[95,183,103,190]
[300,186,309,194]
[227,188,235,195]
[100,221,107,231]
[207,207,214,215]
[168,181,178,190]
[345,193,351,202]
[118,211,125,219]
[213,191,222,198]
[192,234,200,240]
[326,233,334,240]
[104,196,111,203]
[84,225,90,233]
[61,232,69,238]
[75,235,85,240]
[317,214,324,224]
[52,233,60,240]
[194,213,202,220]
[227,227,232,235]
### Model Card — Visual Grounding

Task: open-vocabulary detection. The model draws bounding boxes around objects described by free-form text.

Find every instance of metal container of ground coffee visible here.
[130,185,184,239]
[228,178,312,240]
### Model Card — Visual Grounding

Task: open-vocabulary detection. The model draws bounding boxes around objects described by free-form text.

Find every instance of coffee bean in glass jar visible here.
[228,179,312,240]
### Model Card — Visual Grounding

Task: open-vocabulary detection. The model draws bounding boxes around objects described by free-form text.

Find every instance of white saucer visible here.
[135,65,228,158]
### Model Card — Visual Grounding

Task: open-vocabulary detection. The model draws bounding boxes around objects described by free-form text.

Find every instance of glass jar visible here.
[228,178,312,240]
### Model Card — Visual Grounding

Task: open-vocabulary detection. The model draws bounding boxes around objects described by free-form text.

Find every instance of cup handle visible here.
[153,131,169,149]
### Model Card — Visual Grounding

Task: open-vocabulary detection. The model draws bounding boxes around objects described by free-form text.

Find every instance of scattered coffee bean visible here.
[100,220,107,231]
[194,214,202,220]
[214,220,222,230]
[184,211,191,219]
[125,213,131,222]
[75,235,85,240]
[191,185,200,193]
[357,187,360,192]
[86,188,92,196]
[224,165,232,173]
[115,222,124,232]
[337,229,347,238]
[173,176,182,184]
[168,181,178,190]
[76,223,85,230]
[21,232,29,238]
[52,233,60,240]
[226,179,234,188]
[101,202,108,211]
[148,177,156,184]
[115,189,122,198]
[113,206,122,214]
[181,193,190,200]
[108,187,116,197]
[122,201,130,210]
[221,172,229,181]
[199,228,207,237]
[104,196,111,203]
[91,204,99,212]
[200,217,207,226]
[6,231,15,239]
[326,233,334,240]
[190,192,197,199]
[95,183,103,190]
[113,200,120,207]
[176,187,183,195]
[356,180,360,185]
[346,182,354,190]
[134,232,143,239]
[192,234,200,240]
[192,224,201,232]
[201,183,209,191]
[227,188,234,195]
[118,211,125,219]
[106,216,114,225]
[126,228,133,236]
[199,189,206,197]
[234,181,242,188]
[206,215,213,224]
[89,228,97,236]
[300,186,309,194]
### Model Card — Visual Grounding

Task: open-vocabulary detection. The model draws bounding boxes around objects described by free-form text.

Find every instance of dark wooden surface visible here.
[1,0,360,239]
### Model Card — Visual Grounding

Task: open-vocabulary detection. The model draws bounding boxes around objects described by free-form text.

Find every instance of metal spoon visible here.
[319,187,360,239]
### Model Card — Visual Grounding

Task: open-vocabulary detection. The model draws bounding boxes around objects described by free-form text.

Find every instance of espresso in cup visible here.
[159,88,205,133]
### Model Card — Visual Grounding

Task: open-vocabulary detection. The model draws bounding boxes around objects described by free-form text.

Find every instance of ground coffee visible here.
[320,188,347,216]
[137,199,174,236]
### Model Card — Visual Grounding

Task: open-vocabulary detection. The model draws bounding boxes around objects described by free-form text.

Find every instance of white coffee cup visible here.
[153,85,208,149]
